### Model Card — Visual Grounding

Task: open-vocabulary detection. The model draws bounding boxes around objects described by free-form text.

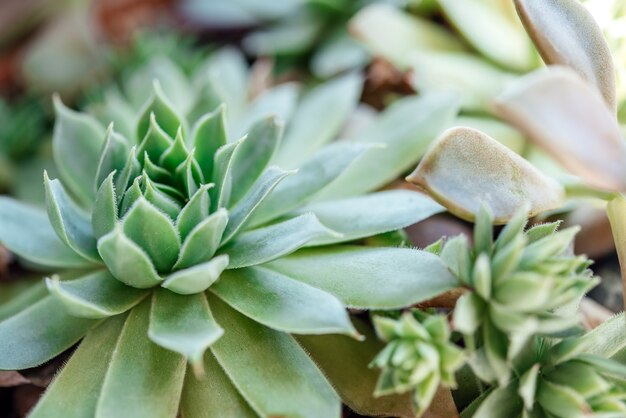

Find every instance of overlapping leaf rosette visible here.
[0,50,463,418]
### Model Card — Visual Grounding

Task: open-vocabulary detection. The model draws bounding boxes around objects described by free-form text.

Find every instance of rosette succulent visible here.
[0,49,463,417]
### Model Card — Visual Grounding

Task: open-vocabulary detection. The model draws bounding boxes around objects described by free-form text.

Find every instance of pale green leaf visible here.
[46,270,148,318]
[164,255,229,295]
[221,214,339,269]
[96,300,186,418]
[175,209,228,270]
[92,173,118,240]
[136,113,174,164]
[149,289,223,371]
[176,184,212,241]
[212,267,358,337]
[136,81,185,140]
[0,295,99,370]
[209,295,341,418]
[470,384,523,418]
[193,105,227,180]
[266,246,460,309]
[95,126,130,190]
[211,138,245,210]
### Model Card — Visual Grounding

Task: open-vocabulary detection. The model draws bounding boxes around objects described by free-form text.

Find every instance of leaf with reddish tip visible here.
[514,0,616,110]
[407,127,564,224]
[495,68,626,191]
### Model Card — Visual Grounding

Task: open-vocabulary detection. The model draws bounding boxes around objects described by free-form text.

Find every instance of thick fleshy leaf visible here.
[439,0,535,72]
[470,384,523,418]
[316,92,459,199]
[0,280,48,322]
[44,173,99,262]
[46,270,148,318]
[450,116,526,154]
[137,113,174,164]
[0,196,93,269]
[266,246,460,309]
[297,190,444,245]
[514,0,616,110]
[143,176,182,220]
[114,146,140,197]
[212,267,358,337]
[181,352,258,418]
[52,96,106,206]
[211,138,245,210]
[251,142,373,226]
[95,126,130,189]
[297,317,415,418]
[193,105,227,180]
[221,214,340,269]
[209,295,341,418]
[136,81,185,140]
[0,295,99,370]
[149,290,223,371]
[274,72,363,168]
[93,173,117,240]
[232,83,299,139]
[229,117,283,204]
[28,315,127,418]
[175,209,228,270]
[159,128,190,172]
[608,196,626,315]
[97,226,162,288]
[349,4,465,68]
[122,197,181,272]
[407,127,564,223]
[96,300,186,418]
[496,68,626,191]
[176,184,212,241]
[222,166,293,243]
[164,255,229,294]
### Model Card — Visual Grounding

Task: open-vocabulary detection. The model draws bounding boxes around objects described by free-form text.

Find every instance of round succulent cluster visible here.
[444,207,598,385]
[370,310,464,415]
[0,50,461,418]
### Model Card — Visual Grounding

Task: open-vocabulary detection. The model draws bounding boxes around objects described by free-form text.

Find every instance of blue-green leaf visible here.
[175,209,228,270]
[0,196,93,269]
[164,255,229,294]
[267,246,460,309]
[212,267,358,337]
[209,295,341,418]
[0,295,99,370]
[193,105,227,180]
[96,300,186,418]
[136,113,174,164]
[221,214,340,268]
[93,173,118,240]
[44,172,100,262]
[136,81,185,140]
[176,184,212,241]
[46,270,148,318]
[52,96,106,207]
[95,126,130,190]
[211,137,246,210]
[149,289,224,372]
[97,226,162,288]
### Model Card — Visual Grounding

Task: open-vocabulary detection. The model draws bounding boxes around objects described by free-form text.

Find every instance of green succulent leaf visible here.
[267,246,460,309]
[122,197,181,272]
[136,81,186,140]
[192,105,227,180]
[229,116,283,204]
[251,142,373,226]
[298,190,444,246]
[143,176,182,220]
[28,315,127,418]
[0,280,48,322]
[52,95,106,207]
[180,352,258,418]
[222,213,340,269]
[211,137,246,210]
[148,289,224,372]
[274,72,362,168]
[0,197,94,269]
[93,173,118,240]
[137,113,174,164]
[536,379,588,417]
[159,128,190,172]
[212,267,358,337]
[0,295,99,370]
[96,300,186,418]
[114,146,140,198]
[176,184,212,241]
[163,255,229,294]
[514,0,616,110]
[46,270,148,318]
[44,172,100,262]
[175,209,228,270]
[97,226,163,289]
[209,295,341,418]
[95,126,130,190]
[469,384,523,418]
[222,166,293,242]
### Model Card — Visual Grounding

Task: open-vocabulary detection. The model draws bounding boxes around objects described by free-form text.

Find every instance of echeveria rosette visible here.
[469,313,626,418]
[370,310,465,416]
[445,207,598,386]
[0,52,463,417]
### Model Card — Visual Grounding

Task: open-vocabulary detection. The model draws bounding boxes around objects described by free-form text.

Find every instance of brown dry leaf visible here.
[0,371,30,387]
[514,0,617,110]
[423,386,460,418]
[495,67,626,191]
[407,127,564,224]
[580,298,614,330]
[361,57,415,110]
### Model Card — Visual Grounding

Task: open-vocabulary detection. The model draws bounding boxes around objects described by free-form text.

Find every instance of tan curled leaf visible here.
[514,0,616,110]
[407,127,564,224]
[495,67,626,191]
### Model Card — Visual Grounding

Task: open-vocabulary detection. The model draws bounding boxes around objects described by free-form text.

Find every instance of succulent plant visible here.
[371,310,465,415]
[0,47,467,417]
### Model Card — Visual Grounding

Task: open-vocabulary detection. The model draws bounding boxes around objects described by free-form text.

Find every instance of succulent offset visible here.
[0,50,465,418]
